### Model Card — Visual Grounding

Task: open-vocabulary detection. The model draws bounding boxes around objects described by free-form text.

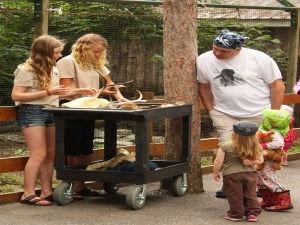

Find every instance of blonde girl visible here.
[12,35,69,206]
[57,34,128,199]
[213,121,264,222]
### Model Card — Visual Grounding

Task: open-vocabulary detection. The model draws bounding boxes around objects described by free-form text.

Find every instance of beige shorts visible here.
[208,109,264,142]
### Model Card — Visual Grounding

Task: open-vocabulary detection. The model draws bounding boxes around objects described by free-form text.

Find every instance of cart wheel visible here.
[126,186,146,210]
[103,182,119,194]
[53,182,73,206]
[171,175,188,197]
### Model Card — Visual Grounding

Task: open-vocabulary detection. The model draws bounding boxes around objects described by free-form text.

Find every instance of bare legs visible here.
[21,126,55,202]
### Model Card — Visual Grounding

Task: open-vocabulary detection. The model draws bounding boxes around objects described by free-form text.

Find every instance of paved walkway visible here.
[1,160,300,225]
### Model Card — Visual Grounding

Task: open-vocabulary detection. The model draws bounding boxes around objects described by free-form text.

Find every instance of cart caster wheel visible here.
[126,186,146,210]
[171,175,188,197]
[53,182,73,206]
[103,182,119,194]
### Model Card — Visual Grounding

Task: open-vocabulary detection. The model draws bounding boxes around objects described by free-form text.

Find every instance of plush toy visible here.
[255,130,287,171]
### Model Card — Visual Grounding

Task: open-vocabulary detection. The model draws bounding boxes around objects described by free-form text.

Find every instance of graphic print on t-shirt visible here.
[213,69,245,87]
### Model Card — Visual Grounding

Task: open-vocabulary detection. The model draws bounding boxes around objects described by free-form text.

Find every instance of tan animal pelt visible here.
[61,96,110,109]
[86,149,135,171]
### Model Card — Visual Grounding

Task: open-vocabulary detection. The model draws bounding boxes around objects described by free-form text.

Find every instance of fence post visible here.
[34,0,49,38]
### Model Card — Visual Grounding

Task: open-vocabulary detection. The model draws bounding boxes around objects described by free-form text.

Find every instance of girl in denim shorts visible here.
[11,35,69,206]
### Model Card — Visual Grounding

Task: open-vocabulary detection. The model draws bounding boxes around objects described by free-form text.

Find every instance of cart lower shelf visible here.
[53,173,188,210]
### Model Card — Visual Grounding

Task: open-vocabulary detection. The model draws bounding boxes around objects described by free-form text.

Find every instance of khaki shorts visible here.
[208,109,264,142]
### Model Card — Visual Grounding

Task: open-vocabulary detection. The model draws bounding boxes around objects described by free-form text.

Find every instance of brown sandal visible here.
[75,186,105,197]
[73,192,84,201]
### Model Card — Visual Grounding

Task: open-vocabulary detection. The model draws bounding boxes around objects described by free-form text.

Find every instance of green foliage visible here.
[237,25,288,75]
[93,143,104,149]
[1,0,164,105]
[200,157,213,167]
[0,1,290,106]
[50,1,163,42]
[14,148,28,156]
[0,173,23,193]
[287,139,300,154]
[197,20,221,54]
[0,1,34,105]
[287,146,300,154]
[150,54,163,63]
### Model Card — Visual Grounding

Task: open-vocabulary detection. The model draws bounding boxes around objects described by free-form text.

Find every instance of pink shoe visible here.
[246,215,258,222]
[282,158,289,166]
[224,214,242,221]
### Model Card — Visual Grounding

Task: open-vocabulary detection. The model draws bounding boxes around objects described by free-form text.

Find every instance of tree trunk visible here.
[162,0,203,193]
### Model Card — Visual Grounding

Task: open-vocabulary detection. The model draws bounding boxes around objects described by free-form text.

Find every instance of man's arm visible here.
[199,82,214,112]
[268,79,285,109]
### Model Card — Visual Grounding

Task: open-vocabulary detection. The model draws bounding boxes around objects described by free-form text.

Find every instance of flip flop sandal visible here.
[20,194,52,206]
[43,194,54,202]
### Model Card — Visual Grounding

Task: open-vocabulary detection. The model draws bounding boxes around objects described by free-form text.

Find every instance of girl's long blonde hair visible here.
[71,34,108,71]
[231,133,261,160]
[24,35,64,90]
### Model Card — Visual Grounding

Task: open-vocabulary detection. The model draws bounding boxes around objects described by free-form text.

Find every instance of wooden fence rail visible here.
[1,93,300,202]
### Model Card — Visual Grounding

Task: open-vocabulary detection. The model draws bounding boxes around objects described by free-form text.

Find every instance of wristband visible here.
[46,89,51,96]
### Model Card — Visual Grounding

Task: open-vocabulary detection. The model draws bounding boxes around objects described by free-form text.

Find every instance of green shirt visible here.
[220,141,256,177]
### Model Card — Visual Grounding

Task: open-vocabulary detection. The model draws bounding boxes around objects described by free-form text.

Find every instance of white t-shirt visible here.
[57,55,110,99]
[196,48,282,117]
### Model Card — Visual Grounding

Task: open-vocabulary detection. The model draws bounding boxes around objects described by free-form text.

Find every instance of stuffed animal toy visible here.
[255,130,287,171]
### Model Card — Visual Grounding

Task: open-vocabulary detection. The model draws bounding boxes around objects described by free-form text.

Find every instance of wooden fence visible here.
[1,93,300,202]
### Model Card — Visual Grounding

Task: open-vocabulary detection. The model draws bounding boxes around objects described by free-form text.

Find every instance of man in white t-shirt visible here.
[196,30,285,198]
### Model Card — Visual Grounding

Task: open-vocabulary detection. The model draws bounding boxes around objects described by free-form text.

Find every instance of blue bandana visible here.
[213,30,248,49]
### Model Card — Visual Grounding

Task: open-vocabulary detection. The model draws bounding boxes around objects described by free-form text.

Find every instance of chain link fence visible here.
[0,1,296,158]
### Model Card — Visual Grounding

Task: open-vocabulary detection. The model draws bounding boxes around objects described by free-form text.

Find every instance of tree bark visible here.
[162,0,203,193]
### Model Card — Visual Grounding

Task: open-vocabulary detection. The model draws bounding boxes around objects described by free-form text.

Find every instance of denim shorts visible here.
[17,104,55,129]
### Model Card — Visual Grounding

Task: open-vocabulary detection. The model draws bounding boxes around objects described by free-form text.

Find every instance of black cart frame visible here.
[44,104,192,208]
